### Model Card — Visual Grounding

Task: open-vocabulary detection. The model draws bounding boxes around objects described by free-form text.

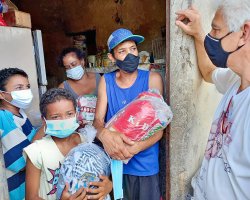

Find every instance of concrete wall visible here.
[61,0,166,51]
[169,1,222,199]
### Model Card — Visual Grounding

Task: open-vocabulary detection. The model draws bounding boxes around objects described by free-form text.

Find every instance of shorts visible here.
[123,174,161,200]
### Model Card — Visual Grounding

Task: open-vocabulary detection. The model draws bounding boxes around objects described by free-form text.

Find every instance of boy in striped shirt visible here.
[0,68,36,200]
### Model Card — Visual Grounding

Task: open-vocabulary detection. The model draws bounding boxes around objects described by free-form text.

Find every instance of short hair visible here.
[40,88,77,117]
[213,0,250,32]
[0,68,28,91]
[57,47,85,68]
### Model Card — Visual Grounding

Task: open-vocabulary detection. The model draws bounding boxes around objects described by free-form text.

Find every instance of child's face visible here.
[45,99,76,120]
[0,75,30,102]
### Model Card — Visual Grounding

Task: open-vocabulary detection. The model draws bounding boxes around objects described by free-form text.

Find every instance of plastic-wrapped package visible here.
[76,94,97,126]
[0,0,8,13]
[0,0,8,26]
[56,126,111,200]
[106,89,173,141]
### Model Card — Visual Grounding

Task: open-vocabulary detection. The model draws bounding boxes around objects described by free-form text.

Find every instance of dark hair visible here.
[110,49,115,57]
[0,68,28,91]
[40,88,77,117]
[57,47,85,68]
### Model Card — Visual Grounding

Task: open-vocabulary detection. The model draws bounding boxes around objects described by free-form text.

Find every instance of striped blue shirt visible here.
[0,109,36,200]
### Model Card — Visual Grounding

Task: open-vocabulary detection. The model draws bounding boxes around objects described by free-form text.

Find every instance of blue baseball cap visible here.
[107,28,144,52]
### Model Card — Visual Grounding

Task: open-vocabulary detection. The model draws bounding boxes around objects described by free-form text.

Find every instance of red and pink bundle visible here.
[106,89,173,142]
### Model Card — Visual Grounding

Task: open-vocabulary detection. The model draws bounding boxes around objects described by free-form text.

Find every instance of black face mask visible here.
[116,53,140,73]
[204,32,243,68]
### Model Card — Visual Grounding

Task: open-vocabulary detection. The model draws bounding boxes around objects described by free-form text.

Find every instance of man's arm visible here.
[175,6,216,83]
[125,130,163,156]
[93,76,134,160]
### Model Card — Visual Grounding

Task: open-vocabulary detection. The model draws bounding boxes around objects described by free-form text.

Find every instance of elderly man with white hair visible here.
[176,0,250,200]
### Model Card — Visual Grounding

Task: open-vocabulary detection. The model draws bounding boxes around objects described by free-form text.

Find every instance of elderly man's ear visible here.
[240,22,250,45]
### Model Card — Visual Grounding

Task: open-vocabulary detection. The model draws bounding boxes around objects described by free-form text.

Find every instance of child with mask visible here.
[0,67,36,200]
[24,88,112,200]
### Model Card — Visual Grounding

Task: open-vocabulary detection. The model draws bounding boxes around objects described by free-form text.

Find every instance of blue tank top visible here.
[105,69,159,176]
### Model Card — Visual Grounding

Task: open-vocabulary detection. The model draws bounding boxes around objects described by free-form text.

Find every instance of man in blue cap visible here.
[93,28,164,200]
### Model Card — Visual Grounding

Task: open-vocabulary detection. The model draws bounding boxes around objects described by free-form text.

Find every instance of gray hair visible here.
[213,0,250,32]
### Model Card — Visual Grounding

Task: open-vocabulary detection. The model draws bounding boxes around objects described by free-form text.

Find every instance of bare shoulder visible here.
[88,72,98,79]
[98,75,106,89]
[58,82,64,88]
[149,71,163,94]
[149,71,162,81]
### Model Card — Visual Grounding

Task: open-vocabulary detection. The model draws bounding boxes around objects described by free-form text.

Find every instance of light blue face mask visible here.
[44,116,79,138]
[66,65,85,80]
[111,159,124,200]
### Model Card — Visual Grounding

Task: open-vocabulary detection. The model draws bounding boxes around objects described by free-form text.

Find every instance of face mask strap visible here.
[207,32,233,42]
[221,32,245,54]
[232,43,245,53]
[220,31,233,41]
[0,90,12,104]
[0,90,10,94]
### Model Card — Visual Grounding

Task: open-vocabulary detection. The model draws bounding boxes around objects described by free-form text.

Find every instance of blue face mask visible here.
[204,32,243,68]
[44,116,79,138]
[116,53,139,73]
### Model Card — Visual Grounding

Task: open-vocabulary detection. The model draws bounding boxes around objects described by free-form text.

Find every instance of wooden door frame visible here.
[165,0,170,199]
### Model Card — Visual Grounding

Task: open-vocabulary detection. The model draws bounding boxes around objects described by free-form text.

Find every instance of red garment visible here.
[110,100,161,141]
[0,14,7,26]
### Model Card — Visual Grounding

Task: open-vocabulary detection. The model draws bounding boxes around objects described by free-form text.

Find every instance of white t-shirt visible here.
[192,68,250,200]
[23,133,85,200]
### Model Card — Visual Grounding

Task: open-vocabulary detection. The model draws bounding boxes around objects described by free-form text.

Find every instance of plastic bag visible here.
[0,0,8,26]
[76,94,97,126]
[0,14,7,26]
[0,0,8,13]
[105,89,173,141]
[56,126,111,199]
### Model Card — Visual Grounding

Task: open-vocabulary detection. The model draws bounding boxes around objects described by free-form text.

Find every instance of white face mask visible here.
[66,65,84,80]
[1,89,33,109]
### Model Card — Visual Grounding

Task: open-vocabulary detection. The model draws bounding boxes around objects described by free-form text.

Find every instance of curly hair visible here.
[0,68,28,91]
[57,47,85,68]
[40,88,77,117]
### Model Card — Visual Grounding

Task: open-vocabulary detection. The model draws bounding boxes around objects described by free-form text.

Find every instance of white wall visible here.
[169,1,222,199]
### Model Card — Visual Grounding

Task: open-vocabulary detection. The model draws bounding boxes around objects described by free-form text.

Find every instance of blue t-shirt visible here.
[104,69,159,176]
[0,109,36,200]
